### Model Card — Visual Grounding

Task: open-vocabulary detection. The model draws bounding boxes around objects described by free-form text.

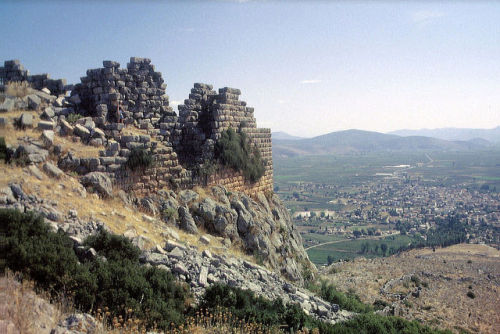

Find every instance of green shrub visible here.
[0,208,188,330]
[199,284,451,334]
[373,299,389,310]
[215,128,265,182]
[125,147,154,171]
[84,230,141,262]
[67,112,82,124]
[0,209,86,294]
[0,137,12,163]
[328,313,453,334]
[161,207,179,223]
[198,284,315,331]
[318,281,372,313]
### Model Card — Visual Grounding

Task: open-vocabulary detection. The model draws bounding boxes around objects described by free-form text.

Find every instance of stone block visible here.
[37,120,55,130]
[19,113,33,128]
[41,130,54,147]
[103,60,120,68]
[74,124,90,139]
[43,162,64,178]
[0,97,15,112]
[27,94,41,110]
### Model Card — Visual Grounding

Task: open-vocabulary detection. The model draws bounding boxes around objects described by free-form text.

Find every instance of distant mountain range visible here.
[389,126,500,143]
[272,129,497,157]
[272,131,305,141]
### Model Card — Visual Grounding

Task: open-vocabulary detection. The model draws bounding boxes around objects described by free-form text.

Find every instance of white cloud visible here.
[277,99,287,104]
[412,10,445,24]
[170,100,182,107]
[300,79,322,84]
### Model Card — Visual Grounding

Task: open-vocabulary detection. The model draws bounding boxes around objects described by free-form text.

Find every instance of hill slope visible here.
[390,126,500,143]
[273,129,491,157]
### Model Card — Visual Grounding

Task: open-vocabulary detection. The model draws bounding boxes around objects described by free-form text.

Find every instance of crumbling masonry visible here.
[67,57,273,195]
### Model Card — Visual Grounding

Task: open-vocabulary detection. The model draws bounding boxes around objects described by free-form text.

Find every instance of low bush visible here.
[215,128,265,182]
[125,147,154,171]
[0,137,12,163]
[198,284,315,331]
[198,284,452,334]
[66,112,82,124]
[0,208,188,330]
[318,281,372,313]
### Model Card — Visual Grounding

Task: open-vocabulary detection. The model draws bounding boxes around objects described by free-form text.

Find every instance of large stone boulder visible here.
[27,94,41,110]
[0,97,15,112]
[178,206,198,234]
[80,172,112,197]
[43,162,64,178]
[18,113,33,128]
[15,143,48,163]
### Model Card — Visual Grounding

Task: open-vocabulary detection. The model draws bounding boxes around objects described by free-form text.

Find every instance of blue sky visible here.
[1,1,499,137]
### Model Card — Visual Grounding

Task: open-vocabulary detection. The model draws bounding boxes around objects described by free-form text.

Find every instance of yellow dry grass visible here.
[320,244,500,334]
[1,109,102,157]
[1,113,261,266]
[5,81,32,98]
[0,272,71,334]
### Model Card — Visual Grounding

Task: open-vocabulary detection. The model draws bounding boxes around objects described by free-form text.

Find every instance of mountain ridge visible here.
[273,129,495,157]
[389,126,500,143]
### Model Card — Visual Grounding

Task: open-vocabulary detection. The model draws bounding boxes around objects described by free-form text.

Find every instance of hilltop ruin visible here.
[1,58,273,196]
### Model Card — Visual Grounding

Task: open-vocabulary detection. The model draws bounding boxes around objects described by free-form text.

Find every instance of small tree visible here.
[380,243,388,255]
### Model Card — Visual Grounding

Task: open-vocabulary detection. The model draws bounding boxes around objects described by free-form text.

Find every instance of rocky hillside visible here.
[319,244,500,334]
[0,75,343,330]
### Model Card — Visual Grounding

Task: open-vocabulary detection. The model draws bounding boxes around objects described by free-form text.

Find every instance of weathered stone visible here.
[173,263,188,276]
[27,164,44,180]
[74,124,90,139]
[59,119,73,135]
[41,130,54,147]
[178,206,198,234]
[178,189,199,205]
[199,266,208,287]
[168,247,185,259]
[15,144,48,163]
[37,120,55,130]
[0,186,16,204]
[80,172,112,197]
[164,239,186,252]
[0,97,15,112]
[27,94,41,110]
[41,107,55,120]
[9,183,24,200]
[70,94,81,104]
[199,235,211,245]
[19,113,33,128]
[43,162,64,178]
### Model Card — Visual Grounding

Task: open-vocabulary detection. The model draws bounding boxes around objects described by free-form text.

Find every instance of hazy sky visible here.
[1,1,499,137]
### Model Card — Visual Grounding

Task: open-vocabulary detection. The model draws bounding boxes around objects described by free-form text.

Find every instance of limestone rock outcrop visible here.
[150,185,314,284]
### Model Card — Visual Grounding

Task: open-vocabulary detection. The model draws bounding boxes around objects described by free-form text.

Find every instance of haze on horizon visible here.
[1,1,499,138]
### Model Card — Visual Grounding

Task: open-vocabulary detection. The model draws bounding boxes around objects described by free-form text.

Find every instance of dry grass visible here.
[1,110,263,266]
[1,109,102,157]
[321,244,500,334]
[5,82,32,98]
[0,272,72,334]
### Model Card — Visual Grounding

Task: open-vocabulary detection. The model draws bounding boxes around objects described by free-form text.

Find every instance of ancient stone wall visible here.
[0,60,69,95]
[68,57,274,196]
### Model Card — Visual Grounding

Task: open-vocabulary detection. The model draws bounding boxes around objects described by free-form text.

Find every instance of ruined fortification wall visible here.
[0,60,69,95]
[70,58,273,196]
